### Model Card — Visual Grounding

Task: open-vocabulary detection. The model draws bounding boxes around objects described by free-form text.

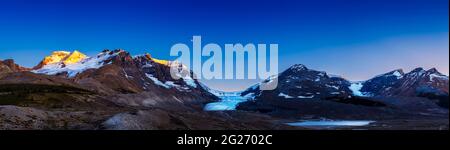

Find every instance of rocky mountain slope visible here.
[356,68,448,97]
[0,59,30,77]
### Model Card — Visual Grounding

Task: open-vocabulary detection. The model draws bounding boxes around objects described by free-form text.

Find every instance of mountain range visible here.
[240,64,448,103]
[0,50,448,130]
[238,64,448,121]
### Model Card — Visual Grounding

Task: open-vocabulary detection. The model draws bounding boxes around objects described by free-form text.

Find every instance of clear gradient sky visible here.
[0,0,448,91]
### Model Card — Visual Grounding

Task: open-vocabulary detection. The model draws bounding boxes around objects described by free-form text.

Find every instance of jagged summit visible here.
[63,50,87,65]
[356,67,448,97]
[141,52,170,66]
[370,69,405,81]
[387,69,405,77]
[31,49,181,78]
[42,51,71,65]
[427,68,439,73]
[288,64,308,72]
[28,49,207,95]
[411,67,426,72]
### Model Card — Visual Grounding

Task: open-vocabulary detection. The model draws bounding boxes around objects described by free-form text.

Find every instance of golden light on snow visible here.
[63,50,87,64]
[152,58,170,66]
[41,50,87,65]
[145,53,170,66]
[42,51,70,65]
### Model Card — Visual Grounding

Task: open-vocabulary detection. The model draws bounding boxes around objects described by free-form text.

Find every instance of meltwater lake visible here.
[286,120,375,127]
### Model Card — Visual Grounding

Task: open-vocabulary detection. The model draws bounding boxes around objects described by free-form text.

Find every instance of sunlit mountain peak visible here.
[63,50,87,65]
[41,51,71,65]
[40,50,87,66]
[144,53,170,66]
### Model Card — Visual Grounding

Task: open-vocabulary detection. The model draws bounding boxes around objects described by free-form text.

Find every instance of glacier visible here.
[204,91,249,111]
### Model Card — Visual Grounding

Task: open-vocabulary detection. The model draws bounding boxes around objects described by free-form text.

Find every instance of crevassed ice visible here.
[349,82,366,96]
[204,92,249,111]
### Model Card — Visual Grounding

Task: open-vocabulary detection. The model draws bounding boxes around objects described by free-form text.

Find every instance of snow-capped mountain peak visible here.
[288,64,308,72]
[373,69,404,79]
[357,67,448,97]
[38,50,87,66]
[63,50,87,65]
[32,50,121,77]
[424,68,448,81]
[241,64,353,101]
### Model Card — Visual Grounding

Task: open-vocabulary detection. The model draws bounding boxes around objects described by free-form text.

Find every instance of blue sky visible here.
[0,0,448,91]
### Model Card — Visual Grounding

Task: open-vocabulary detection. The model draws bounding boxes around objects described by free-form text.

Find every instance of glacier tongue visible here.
[349,82,366,96]
[204,91,249,111]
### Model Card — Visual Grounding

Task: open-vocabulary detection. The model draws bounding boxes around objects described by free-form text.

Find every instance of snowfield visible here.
[33,51,119,77]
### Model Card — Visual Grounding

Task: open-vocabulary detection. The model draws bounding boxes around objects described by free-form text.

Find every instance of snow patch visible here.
[326,84,339,90]
[430,73,448,81]
[243,93,255,99]
[141,63,153,68]
[298,95,314,98]
[182,75,197,88]
[314,77,321,82]
[278,93,294,99]
[392,70,403,79]
[123,69,133,79]
[290,64,307,72]
[328,74,343,78]
[145,73,171,89]
[165,81,180,87]
[145,73,193,91]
